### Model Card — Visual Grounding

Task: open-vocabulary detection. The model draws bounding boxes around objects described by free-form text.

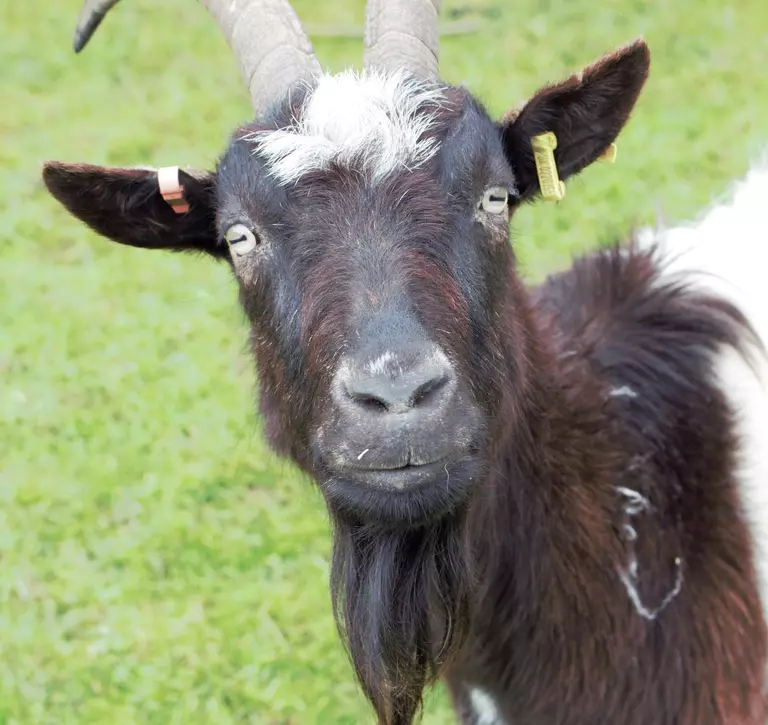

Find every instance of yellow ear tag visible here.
[531,132,565,202]
[600,143,618,164]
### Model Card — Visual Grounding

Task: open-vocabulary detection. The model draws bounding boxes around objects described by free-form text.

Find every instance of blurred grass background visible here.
[1,0,767,723]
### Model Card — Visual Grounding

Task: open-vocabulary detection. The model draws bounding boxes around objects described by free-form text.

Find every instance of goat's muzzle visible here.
[313,342,483,524]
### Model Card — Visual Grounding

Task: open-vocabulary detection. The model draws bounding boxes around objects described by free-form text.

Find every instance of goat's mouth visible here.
[338,457,457,489]
[317,453,481,525]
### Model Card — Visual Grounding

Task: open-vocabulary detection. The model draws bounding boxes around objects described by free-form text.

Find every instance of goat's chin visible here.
[330,509,471,725]
[317,455,480,526]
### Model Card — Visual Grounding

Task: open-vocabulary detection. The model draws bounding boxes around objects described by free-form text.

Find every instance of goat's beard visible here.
[330,510,471,725]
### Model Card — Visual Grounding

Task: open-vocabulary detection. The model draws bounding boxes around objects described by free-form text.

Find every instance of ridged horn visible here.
[73,0,321,116]
[364,0,442,80]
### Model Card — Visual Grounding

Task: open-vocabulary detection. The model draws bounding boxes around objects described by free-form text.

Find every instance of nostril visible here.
[409,375,449,408]
[347,391,390,413]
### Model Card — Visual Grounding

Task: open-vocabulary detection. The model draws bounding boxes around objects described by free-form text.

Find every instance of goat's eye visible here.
[224,224,258,256]
[480,187,509,214]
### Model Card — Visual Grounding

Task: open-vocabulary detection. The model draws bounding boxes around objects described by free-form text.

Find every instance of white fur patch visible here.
[610,385,638,398]
[470,688,504,725]
[367,350,397,376]
[638,158,768,632]
[616,487,684,620]
[244,69,446,184]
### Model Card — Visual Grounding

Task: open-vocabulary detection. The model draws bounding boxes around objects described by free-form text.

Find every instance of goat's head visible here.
[44,0,650,527]
[43,4,650,719]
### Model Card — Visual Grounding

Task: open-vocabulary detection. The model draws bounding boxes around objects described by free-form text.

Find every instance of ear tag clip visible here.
[531,132,565,202]
[157,166,190,214]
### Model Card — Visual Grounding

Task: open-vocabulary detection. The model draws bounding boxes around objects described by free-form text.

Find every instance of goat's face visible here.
[217,74,518,524]
[43,45,650,526]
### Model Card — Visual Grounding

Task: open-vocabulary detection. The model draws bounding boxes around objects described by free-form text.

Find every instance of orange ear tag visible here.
[157,166,190,214]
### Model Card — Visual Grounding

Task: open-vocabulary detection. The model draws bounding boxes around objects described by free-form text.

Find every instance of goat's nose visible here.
[337,349,455,416]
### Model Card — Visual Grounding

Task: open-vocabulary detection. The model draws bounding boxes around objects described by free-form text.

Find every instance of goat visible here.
[42,1,768,723]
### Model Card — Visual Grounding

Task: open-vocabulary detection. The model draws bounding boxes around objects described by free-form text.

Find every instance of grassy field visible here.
[1,0,767,723]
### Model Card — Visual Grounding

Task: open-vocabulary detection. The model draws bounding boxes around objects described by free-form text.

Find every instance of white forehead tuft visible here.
[244,69,447,185]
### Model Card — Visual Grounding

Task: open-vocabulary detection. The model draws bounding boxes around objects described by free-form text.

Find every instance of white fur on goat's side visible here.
[244,69,446,184]
[639,158,768,634]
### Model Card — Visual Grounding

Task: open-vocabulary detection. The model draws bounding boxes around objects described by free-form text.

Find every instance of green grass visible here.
[1,0,767,722]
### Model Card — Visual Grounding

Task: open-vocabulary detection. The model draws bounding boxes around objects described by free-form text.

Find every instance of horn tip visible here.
[73,10,108,53]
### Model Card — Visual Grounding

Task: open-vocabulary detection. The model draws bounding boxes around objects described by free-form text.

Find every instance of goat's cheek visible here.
[258,385,293,457]
[407,253,470,350]
[237,257,283,326]
[253,333,321,470]
[252,337,295,452]
[463,306,511,414]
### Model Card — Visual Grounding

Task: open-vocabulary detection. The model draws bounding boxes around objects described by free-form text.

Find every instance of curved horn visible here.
[73,0,321,116]
[364,0,442,80]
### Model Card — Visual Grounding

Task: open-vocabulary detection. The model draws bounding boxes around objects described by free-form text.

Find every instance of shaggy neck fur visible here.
[457,243,766,725]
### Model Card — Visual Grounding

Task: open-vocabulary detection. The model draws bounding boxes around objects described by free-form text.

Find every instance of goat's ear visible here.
[42,162,224,258]
[498,39,650,201]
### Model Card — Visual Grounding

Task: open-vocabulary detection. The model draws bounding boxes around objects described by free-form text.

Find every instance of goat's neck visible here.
[468,278,625,613]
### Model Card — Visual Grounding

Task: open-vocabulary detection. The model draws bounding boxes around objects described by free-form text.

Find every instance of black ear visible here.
[499,39,651,201]
[42,162,224,258]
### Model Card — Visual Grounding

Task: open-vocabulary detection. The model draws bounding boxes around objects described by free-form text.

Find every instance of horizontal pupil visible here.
[229,235,247,244]
[488,194,506,202]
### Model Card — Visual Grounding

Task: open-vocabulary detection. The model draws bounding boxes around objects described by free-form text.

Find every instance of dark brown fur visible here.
[442,242,767,724]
